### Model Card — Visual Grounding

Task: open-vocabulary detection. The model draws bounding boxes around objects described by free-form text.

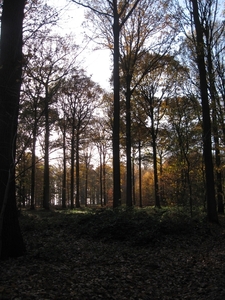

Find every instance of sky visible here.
[49,0,112,91]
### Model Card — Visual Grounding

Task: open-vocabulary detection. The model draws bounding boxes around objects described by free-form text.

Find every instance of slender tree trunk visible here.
[126,78,132,207]
[31,111,38,210]
[138,139,142,207]
[152,131,160,208]
[149,98,160,208]
[99,150,103,207]
[132,147,136,206]
[113,0,121,208]
[31,136,36,210]
[103,152,107,206]
[75,134,80,208]
[0,0,26,259]
[43,95,50,209]
[206,31,224,214]
[84,156,88,207]
[191,0,218,222]
[211,94,223,215]
[70,127,75,209]
[62,120,67,209]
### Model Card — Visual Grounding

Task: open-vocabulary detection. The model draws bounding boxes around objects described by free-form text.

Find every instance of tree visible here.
[119,0,175,206]
[189,0,218,222]
[15,0,62,210]
[61,69,101,208]
[19,69,46,210]
[58,115,68,208]
[165,95,203,213]
[92,117,111,206]
[71,0,142,207]
[0,0,26,259]
[135,55,179,208]
[202,2,225,214]
[24,34,74,209]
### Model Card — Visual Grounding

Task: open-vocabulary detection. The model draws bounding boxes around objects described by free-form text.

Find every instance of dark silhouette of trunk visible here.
[126,77,132,207]
[132,147,136,205]
[113,1,121,208]
[0,0,26,259]
[103,152,107,206]
[159,151,164,203]
[70,126,75,209]
[147,90,160,208]
[43,95,50,209]
[62,119,67,209]
[191,0,218,222]
[30,106,38,210]
[138,139,142,207]
[205,25,224,214]
[152,129,160,208]
[84,156,88,207]
[31,131,36,210]
[99,151,103,207]
[75,134,80,208]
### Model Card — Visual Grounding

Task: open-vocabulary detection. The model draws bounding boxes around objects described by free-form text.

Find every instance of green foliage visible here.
[20,206,208,249]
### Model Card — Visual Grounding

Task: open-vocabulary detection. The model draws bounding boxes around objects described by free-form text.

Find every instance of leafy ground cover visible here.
[1,207,225,299]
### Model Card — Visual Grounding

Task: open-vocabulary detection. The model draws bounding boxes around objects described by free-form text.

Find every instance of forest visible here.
[12,0,225,214]
[0,0,225,296]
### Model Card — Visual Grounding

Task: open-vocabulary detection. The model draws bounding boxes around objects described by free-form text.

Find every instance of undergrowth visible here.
[19,206,208,247]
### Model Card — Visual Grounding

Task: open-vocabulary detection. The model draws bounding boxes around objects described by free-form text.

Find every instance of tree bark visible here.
[103,152,107,206]
[191,0,218,222]
[205,25,224,214]
[43,95,50,209]
[113,0,121,208]
[70,126,75,209]
[30,129,36,210]
[138,139,142,207]
[75,134,80,208]
[62,119,67,209]
[0,0,26,259]
[126,77,133,207]
[99,149,103,206]
[152,129,161,208]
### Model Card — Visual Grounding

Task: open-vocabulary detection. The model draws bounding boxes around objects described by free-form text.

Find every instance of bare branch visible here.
[120,0,141,29]
[71,0,113,17]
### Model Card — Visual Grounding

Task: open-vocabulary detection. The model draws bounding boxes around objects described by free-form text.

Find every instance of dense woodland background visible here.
[0,0,225,259]
[15,0,225,213]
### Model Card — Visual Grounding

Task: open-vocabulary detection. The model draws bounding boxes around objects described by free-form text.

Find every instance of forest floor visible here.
[1,207,225,300]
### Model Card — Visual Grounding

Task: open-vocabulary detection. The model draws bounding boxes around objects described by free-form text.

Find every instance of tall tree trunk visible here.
[138,139,142,207]
[30,127,37,210]
[113,0,121,208]
[126,78,132,207]
[206,29,224,214]
[103,152,107,206]
[191,0,218,222]
[62,119,67,209]
[31,108,38,210]
[43,96,50,209]
[152,130,160,208]
[75,134,80,208]
[0,0,26,259]
[99,150,103,207]
[149,96,160,208]
[70,127,75,209]
[132,147,136,205]
[84,156,88,207]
